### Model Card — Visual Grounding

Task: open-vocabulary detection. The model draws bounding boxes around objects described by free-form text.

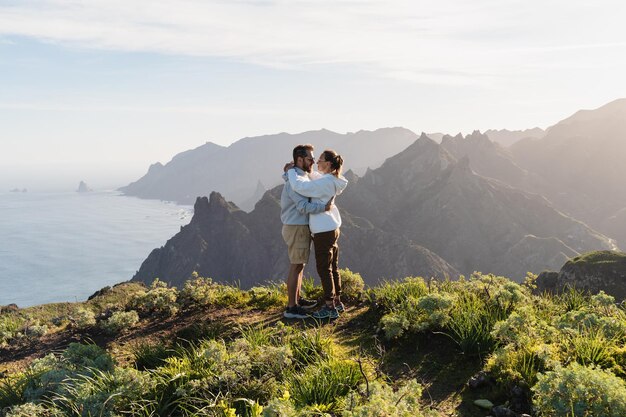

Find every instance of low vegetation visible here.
[1,270,625,416]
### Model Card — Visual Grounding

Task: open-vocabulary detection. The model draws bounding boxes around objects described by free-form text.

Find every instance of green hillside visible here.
[2,270,626,417]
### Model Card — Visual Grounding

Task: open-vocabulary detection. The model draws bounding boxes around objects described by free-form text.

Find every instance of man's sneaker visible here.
[311,305,339,320]
[335,302,346,313]
[284,305,309,319]
[298,297,318,310]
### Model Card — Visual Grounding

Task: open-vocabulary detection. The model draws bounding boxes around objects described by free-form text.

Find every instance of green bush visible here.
[3,402,63,417]
[72,308,96,328]
[288,359,362,412]
[132,341,172,371]
[248,283,287,310]
[339,268,365,302]
[100,310,139,335]
[62,343,115,372]
[368,277,429,313]
[0,374,28,410]
[443,291,497,355]
[344,380,428,417]
[301,276,324,302]
[287,327,334,367]
[53,368,155,417]
[0,315,24,345]
[533,362,626,416]
[24,324,48,338]
[130,279,179,316]
[179,273,247,309]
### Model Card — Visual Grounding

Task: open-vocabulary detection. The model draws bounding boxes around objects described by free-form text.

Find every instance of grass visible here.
[2,270,626,417]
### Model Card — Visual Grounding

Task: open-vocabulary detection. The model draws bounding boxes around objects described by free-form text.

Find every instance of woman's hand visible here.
[283,162,295,172]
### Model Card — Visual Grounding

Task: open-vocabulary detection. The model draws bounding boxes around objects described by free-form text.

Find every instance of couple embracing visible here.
[280,144,348,320]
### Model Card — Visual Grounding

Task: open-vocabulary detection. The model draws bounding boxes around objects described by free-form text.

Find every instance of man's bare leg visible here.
[287,263,304,307]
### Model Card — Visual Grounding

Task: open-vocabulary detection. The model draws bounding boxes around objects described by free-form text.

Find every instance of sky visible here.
[1,0,626,190]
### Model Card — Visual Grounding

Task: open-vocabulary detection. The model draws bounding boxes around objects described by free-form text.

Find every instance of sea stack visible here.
[76,181,92,193]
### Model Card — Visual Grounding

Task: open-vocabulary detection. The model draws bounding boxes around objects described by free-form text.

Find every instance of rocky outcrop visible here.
[132,189,458,288]
[536,251,626,300]
[76,181,92,193]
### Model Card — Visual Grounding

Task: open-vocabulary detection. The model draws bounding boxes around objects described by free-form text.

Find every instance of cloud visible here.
[1,0,625,86]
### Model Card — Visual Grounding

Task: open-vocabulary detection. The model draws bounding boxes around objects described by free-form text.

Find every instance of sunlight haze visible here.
[1,0,626,190]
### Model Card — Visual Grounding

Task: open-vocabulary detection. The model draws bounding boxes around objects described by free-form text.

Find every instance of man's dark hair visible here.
[293,144,314,163]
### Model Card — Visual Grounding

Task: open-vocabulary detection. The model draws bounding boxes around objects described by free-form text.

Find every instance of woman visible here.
[287,149,348,319]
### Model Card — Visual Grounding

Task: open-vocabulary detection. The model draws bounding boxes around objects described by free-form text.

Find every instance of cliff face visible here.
[132,189,458,288]
[536,251,626,301]
[510,99,626,247]
[339,134,617,281]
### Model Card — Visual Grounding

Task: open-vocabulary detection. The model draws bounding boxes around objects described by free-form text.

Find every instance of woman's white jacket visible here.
[287,169,348,234]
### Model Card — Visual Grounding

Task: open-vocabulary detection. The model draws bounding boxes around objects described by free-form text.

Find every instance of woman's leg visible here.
[313,230,339,306]
[331,229,341,303]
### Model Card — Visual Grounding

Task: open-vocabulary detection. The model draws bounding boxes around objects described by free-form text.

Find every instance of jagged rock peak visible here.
[76,181,92,193]
[193,196,210,216]
[344,169,359,183]
[208,191,235,210]
[418,132,436,143]
[465,130,492,145]
[147,162,164,173]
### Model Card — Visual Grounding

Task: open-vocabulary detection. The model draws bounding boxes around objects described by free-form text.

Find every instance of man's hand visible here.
[283,162,295,172]
[325,196,336,211]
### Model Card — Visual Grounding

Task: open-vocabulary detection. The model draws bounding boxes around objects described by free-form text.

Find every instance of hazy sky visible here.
[2,0,626,190]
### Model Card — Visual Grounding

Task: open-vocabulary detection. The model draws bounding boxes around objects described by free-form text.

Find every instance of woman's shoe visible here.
[311,305,339,319]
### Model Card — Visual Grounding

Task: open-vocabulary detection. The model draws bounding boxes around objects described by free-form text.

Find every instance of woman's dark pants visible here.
[313,229,341,303]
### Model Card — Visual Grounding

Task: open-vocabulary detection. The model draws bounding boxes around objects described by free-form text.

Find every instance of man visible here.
[281,144,333,319]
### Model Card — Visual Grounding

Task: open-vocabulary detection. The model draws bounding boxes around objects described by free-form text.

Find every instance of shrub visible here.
[178,275,216,308]
[132,341,172,370]
[248,283,287,310]
[533,362,626,416]
[288,359,362,412]
[368,277,429,313]
[339,268,365,302]
[0,374,28,410]
[72,308,96,328]
[344,380,427,417]
[63,343,115,372]
[100,310,139,335]
[130,279,179,316]
[3,402,63,417]
[556,286,589,312]
[53,367,155,417]
[179,275,247,309]
[287,327,334,367]
[562,326,619,369]
[444,291,497,355]
[24,324,47,338]
[0,315,24,345]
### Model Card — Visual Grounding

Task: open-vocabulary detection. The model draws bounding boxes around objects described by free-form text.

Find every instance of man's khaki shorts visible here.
[282,225,312,264]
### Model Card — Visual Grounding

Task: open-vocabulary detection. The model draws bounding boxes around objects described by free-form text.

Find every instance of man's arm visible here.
[287,185,329,214]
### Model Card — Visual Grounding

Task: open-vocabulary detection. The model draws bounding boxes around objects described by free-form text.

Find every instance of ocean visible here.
[0,191,192,307]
